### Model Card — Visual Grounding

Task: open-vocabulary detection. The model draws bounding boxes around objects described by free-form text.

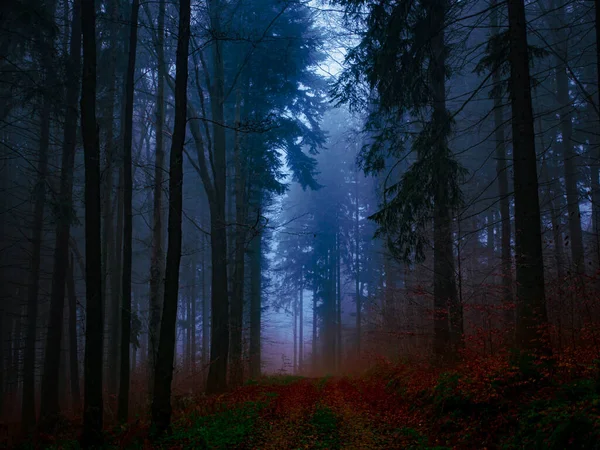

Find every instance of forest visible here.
[2,0,600,447]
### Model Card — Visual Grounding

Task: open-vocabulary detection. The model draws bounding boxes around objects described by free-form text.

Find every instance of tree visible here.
[148,0,166,395]
[150,0,190,434]
[334,0,466,359]
[506,0,549,351]
[38,0,82,431]
[118,0,140,423]
[80,0,104,443]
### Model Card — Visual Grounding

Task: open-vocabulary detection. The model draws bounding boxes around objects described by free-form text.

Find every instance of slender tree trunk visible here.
[299,268,304,372]
[507,0,549,352]
[118,0,139,423]
[553,0,585,276]
[21,77,51,434]
[491,0,513,322]
[150,0,190,434]
[354,171,361,355]
[190,259,197,372]
[336,233,342,371]
[593,0,600,279]
[230,89,245,387]
[430,0,461,359]
[206,0,229,395]
[202,232,210,374]
[249,228,262,379]
[67,254,81,413]
[149,0,166,394]
[312,273,318,373]
[81,0,104,442]
[102,0,118,398]
[38,0,82,429]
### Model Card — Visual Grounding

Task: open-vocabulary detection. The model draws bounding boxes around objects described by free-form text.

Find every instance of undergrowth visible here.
[8,351,600,449]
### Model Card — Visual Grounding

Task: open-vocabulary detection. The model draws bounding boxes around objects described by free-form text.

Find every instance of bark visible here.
[354,171,361,355]
[21,69,51,434]
[249,230,262,379]
[202,232,210,373]
[430,0,461,359]
[491,0,513,319]
[149,0,166,392]
[150,0,190,434]
[507,0,549,351]
[594,0,600,274]
[190,259,197,371]
[230,89,245,388]
[118,0,140,423]
[336,233,342,371]
[38,0,81,430]
[67,254,81,413]
[553,0,585,276]
[299,268,304,372]
[102,0,118,398]
[81,0,104,442]
[312,271,318,372]
[206,0,230,395]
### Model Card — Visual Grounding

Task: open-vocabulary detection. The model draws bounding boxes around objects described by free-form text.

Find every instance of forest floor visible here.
[11,351,600,449]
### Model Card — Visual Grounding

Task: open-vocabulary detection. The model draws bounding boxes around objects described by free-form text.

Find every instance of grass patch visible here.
[165,399,269,449]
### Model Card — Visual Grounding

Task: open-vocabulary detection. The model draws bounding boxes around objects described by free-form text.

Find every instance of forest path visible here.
[159,375,429,449]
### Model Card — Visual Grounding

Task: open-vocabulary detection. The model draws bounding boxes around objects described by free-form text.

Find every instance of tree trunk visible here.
[336,233,342,371]
[38,0,81,430]
[202,232,210,374]
[430,0,461,359]
[150,0,190,434]
[249,228,262,379]
[190,259,197,372]
[491,0,513,322]
[206,0,229,395]
[554,0,585,276]
[149,0,166,394]
[299,268,304,373]
[118,0,140,423]
[507,0,549,352]
[21,73,51,435]
[81,0,104,442]
[67,254,81,413]
[230,89,245,388]
[354,171,361,355]
[102,0,118,399]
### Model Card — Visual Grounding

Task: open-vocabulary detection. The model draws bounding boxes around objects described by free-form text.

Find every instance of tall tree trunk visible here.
[102,0,118,398]
[202,232,210,374]
[21,69,52,435]
[336,233,342,371]
[67,254,81,413]
[206,0,229,395]
[430,0,461,359]
[593,0,600,279]
[249,228,262,379]
[491,0,513,322]
[230,89,245,388]
[312,272,318,373]
[38,0,82,430]
[554,0,585,276]
[118,0,139,423]
[150,0,190,434]
[190,259,197,372]
[507,0,549,352]
[149,0,166,394]
[354,171,361,355]
[81,0,104,442]
[299,268,304,373]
